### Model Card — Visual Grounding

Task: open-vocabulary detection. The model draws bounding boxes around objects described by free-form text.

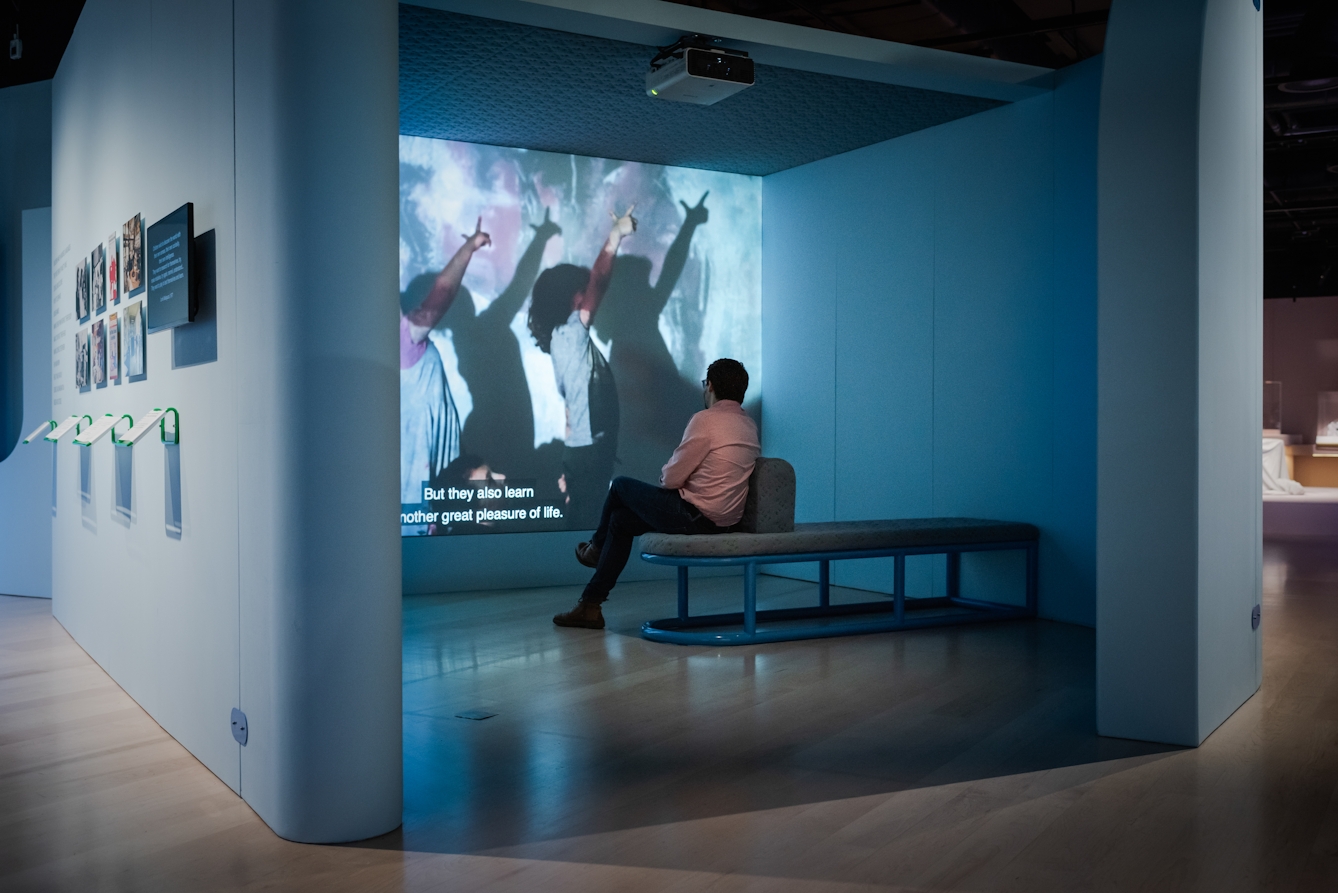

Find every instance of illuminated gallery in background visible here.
[399,137,762,536]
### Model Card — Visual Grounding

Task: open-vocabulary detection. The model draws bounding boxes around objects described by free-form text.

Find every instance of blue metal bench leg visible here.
[744,562,757,636]
[1026,542,1038,615]
[819,560,830,608]
[947,551,960,600]
[894,554,905,623]
[678,566,689,621]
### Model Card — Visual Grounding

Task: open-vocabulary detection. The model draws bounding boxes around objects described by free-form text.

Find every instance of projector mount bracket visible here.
[648,34,749,73]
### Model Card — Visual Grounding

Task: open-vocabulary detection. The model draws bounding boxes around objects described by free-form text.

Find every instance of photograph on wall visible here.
[399,136,761,536]
[107,233,119,305]
[108,312,120,383]
[75,328,90,391]
[92,244,107,315]
[122,214,144,296]
[75,256,90,320]
[124,300,145,378]
[92,319,106,387]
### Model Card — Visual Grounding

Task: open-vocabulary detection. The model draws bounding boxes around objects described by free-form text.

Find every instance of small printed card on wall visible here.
[146,203,196,332]
[108,311,120,383]
[122,213,144,297]
[75,328,90,391]
[107,232,119,305]
[92,244,107,316]
[124,300,146,382]
[91,319,106,387]
[74,256,90,321]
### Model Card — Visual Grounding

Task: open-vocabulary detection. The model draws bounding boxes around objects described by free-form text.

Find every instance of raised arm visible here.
[653,191,709,305]
[485,207,561,324]
[405,217,491,343]
[573,205,636,326]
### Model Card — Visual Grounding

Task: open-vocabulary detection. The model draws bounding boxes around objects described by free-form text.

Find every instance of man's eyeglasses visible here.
[701,379,709,389]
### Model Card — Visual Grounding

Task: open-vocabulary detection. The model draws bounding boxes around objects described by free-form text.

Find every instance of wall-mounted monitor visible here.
[145,202,197,332]
[399,137,762,536]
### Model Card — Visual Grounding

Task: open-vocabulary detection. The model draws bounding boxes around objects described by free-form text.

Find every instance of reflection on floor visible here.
[2,540,1338,890]
[396,575,1162,858]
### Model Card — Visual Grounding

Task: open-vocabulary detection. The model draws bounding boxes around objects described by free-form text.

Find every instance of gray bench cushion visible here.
[641,518,1039,559]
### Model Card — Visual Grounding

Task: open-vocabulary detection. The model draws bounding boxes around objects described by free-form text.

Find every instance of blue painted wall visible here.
[761,56,1101,626]
[0,81,51,465]
[0,207,52,600]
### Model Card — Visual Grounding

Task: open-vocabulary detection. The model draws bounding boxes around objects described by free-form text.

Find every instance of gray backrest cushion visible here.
[737,457,796,533]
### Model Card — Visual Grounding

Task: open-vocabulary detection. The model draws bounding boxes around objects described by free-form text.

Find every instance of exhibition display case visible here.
[1264,381,1282,433]
[1317,391,1338,454]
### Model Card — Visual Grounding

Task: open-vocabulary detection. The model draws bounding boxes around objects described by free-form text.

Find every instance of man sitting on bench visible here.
[553,358,760,630]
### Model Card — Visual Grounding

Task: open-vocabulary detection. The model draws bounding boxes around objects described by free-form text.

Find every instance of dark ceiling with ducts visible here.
[5,1,1336,299]
[0,1,83,89]
[663,0,1110,67]
[1262,0,1338,300]
[669,0,1337,300]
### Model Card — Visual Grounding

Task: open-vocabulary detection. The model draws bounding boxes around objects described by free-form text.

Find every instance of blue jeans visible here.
[582,476,720,604]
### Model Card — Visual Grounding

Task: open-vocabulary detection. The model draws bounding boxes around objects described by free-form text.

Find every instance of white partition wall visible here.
[52,0,244,794]
[51,0,400,842]
[233,0,402,843]
[1097,0,1263,745]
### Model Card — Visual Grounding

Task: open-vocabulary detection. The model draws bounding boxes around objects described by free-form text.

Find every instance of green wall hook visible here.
[111,414,136,446]
[158,407,180,445]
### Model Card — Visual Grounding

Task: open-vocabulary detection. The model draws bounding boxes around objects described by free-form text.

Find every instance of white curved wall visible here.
[52,0,400,841]
[233,0,402,843]
[1097,0,1263,745]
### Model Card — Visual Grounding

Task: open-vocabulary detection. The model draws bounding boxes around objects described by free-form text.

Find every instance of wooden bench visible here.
[638,459,1038,645]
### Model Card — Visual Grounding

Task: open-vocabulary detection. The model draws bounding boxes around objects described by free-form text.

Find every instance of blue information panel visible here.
[146,203,196,332]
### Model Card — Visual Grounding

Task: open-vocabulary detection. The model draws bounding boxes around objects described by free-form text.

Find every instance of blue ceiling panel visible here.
[399,4,1006,176]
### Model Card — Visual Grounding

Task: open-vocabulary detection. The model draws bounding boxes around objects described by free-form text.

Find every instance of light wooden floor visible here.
[3,540,1338,891]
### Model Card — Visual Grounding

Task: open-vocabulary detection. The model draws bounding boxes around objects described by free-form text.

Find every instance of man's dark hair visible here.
[707,358,748,403]
[528,264,590,353]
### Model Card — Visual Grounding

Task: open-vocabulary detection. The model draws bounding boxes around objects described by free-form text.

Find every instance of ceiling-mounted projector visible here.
[646,37,754,106]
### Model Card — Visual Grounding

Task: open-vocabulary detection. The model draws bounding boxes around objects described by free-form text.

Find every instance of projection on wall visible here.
[399,137,761,535]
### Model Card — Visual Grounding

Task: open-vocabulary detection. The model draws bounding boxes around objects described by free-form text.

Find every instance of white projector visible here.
[646,47,754,106]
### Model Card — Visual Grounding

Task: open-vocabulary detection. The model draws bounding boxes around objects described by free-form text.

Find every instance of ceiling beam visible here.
[915,8,1108,49]
[783,0,864,36]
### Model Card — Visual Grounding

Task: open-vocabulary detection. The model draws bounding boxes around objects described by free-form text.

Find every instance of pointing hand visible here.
[462,216,492,251]
[680,190,709,227]
[531,206,561,240]
[608,204,638,238]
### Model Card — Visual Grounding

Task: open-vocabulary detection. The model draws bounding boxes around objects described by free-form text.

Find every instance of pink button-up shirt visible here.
[660,400,760,527]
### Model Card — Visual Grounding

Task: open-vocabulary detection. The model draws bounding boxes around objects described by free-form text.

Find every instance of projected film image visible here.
[400,137,761,535]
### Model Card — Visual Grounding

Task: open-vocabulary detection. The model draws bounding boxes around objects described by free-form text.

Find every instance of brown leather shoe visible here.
[575,541,601,568]
[553,600,605,629]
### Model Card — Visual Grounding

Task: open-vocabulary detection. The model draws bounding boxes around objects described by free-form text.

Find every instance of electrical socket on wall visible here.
[231,708,248,746]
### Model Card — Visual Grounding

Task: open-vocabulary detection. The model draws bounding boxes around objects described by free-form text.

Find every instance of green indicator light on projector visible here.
[651,89,658,95]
